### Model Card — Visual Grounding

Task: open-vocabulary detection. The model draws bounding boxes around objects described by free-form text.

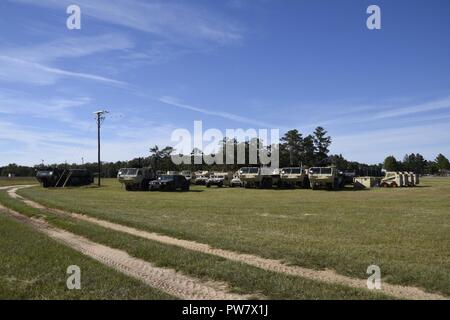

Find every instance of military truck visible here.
[193,171,210,185]
[239,167,280,189]
[36,168,93,188]
[206,172,233,188]
[308,167,344,190]
[180,170,193,183]
[230,174,243,187]
[279,167,309,188]
[380,172,404,188]
[149,174,190,191]
[118,168,156,191]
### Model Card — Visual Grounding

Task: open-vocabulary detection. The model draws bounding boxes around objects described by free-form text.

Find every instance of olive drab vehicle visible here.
[239,167,280,189]
[118,168,156,191]
[180,171,193,183]
[36,168,93,188]
[206,172,233,188]
[279,167,309,188]
[308,166,344,190]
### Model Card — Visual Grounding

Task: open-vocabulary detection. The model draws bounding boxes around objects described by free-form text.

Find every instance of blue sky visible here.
[0,0,449,166]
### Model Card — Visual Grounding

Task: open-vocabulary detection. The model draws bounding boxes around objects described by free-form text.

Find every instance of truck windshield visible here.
[159,175,173,181]
[249,168,259,174]
[291,168,301,174]
[311,168,332,174]
[125,169,138,175]
[310,167,332,174]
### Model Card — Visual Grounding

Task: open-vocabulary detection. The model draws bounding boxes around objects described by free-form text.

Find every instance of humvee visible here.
[180,170,193,183]
[193,171,210,185]
[118,168,156,191]
[380,171,404,188]
[36,168,93,188]
[239,167,280,189]
[308,167,344,190]
[206,172,233,188]
[230,174,243,188]
[149,174,190,191]
[279,167,309,188]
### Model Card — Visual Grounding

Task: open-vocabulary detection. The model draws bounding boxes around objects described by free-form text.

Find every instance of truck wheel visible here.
[141,180,149,191]
[391,182,398,188]
[262,179,272,189]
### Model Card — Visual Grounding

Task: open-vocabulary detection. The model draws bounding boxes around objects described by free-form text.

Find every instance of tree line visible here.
[1,126,449,177]
[383,153,450,175]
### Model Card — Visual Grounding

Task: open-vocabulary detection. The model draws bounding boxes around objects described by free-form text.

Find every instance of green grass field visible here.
[0,207,173,300]
[12,177,449,298]
[0,177,36,187]
[0,190,387,300]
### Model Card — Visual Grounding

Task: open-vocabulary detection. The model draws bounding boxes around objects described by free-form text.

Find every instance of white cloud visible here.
[2,34,134,63]
[331,122,450,163]
[159,96,283,128]
[11,0,243,47]
[0,120,176,166]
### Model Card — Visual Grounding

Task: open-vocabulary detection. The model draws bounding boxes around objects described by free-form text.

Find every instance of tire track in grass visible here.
[10,186,448,300]
[0,201,250,300]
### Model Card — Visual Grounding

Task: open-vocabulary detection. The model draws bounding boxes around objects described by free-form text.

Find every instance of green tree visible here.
[313,127,332,164]
[301,135,316,167]
[280,129,303,166]
[435,153,450,172]
[383,155,399,171]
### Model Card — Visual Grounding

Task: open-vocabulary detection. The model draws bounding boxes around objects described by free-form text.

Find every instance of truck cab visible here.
[118,168,156,191]
[308,166,344,190]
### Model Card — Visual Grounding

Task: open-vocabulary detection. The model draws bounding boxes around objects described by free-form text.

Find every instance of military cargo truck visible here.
[308,167,344,190]
[380,172,404,188]
[118,168,156,191]
[239,167,280,189]
[279,167,309,188]
[36,168,93,188]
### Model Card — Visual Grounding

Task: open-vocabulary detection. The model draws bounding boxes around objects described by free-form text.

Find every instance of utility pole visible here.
[94,110,108,187]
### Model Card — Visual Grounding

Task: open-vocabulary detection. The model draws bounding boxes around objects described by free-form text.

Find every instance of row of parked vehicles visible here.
[116,166,419,192]
[34,166,419,191]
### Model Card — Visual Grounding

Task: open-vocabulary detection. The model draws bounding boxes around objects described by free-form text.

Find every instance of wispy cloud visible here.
[331,122,450,163]
[0,33,133,86]
[159,96,282,128]
[0,120,175,166]
[0,56,126,85]
[11,0,243,47]
[301,95,450,129]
